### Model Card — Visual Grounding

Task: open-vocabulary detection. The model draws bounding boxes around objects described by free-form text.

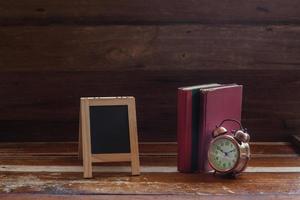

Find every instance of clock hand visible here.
[227,149,235,154]
[217,148,227,156]
[217,148,225,154]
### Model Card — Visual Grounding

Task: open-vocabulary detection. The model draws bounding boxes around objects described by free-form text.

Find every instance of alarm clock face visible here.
[208,136,240,172]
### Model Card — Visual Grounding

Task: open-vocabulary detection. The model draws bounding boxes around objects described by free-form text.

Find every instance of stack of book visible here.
[177,83,243,172]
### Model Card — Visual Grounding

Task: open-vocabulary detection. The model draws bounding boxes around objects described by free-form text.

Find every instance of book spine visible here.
[198,91,205,172]
[177,89,193,172]
[198,91,208,172]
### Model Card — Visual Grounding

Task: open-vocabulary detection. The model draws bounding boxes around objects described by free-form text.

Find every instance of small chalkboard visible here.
[79,97,140,178]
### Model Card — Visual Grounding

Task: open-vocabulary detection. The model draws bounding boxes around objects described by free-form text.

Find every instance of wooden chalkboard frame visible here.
[79,96,140,178]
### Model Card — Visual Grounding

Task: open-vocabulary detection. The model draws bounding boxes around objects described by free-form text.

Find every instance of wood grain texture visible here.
[1,143,298,198]
[0,2,299,143]
[0,172,299,195]
[0,0,299,25]
[0,142,299,167]
[0,70,299,142]
[1,142,297,156]
[2,155,300,167]
[0,25,299,71]
[1,194,300,200]
[3,165,300,173]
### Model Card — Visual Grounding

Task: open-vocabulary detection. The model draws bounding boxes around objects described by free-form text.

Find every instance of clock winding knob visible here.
[235,130,250,143]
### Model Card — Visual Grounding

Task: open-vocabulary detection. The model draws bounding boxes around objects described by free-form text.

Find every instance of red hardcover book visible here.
[198,84,243,172]
[177,84,221,172]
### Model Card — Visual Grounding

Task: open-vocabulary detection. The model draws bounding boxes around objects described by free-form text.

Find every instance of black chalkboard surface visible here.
[89,105,131,154]
[79,97,140,178]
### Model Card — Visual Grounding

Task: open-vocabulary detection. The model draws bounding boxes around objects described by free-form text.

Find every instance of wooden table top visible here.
[0,142,299,200]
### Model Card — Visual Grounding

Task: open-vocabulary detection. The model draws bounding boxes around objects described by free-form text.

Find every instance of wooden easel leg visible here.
[131,152,140,175]
[78,132,82,159]
[81,98,93,178]
[78,108,83,160]
[128,98,140,176]
[83,160,92,178]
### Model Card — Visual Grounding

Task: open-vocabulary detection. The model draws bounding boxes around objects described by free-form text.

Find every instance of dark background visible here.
[0,1,299,142]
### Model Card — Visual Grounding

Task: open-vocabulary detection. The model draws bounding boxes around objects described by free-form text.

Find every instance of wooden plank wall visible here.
[0,1,299,142]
